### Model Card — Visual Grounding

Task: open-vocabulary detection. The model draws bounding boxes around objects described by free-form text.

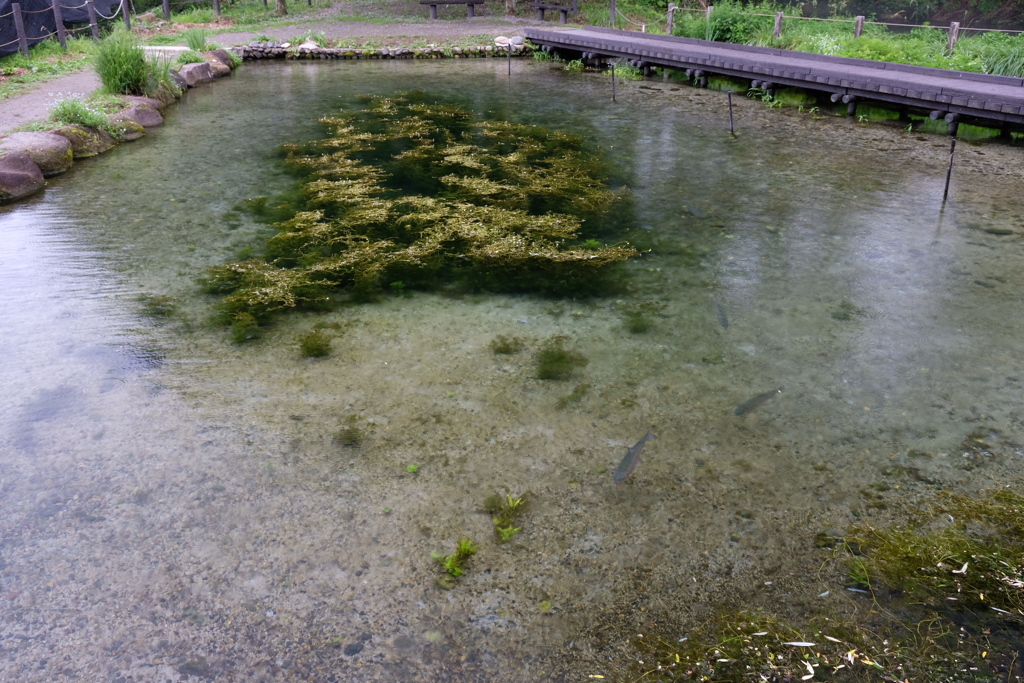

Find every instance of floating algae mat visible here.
[3,59,1024,681]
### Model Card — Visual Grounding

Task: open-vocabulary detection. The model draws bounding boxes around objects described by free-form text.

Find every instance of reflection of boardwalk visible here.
[524,26,1024,132]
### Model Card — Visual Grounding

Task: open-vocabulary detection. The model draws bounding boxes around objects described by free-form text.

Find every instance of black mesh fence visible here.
[0,0,120,57]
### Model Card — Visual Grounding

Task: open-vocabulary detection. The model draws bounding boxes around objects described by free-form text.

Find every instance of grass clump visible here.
[484,492,528,543]
[137,293,177,318]
[535,335,588,380]
[608,61,643,80]
[182,28,211,52]
[94,29,150,95]
[176,50,207,66]
[432,538,478,587]
[200,92,637,331]
[489,334,525,355]
[297,328,331,357]
[48,94,109,129]
[230,312,262,343]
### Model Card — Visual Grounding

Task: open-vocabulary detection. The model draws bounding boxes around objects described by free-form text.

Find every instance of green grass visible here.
[0,37,95,102]
[94,28,150,95]
[48,94,109,129]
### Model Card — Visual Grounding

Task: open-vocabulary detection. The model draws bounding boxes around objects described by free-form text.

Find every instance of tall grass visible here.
[183,28,211,52]
[94,29,149,95]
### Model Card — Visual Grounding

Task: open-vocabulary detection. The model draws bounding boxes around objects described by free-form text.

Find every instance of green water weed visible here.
[536,336,588,380]
[489,335,525,355]
[297,328,331,357]
[555,382,591,410]
[432,538,478,583]
[485,492,528,543]
[230,312,262,343]
[333,415,364,448]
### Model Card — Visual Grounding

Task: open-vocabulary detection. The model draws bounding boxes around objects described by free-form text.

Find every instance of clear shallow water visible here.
[2,59,1024,681]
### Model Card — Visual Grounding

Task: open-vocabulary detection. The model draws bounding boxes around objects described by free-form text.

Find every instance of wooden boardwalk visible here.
[523,26,1024,131]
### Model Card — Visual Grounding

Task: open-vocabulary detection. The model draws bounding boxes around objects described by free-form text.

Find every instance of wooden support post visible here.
[947,21,960,51]
[559,8,567,23]
[86,0,100,39]
[609,0,615,26]
[667,3,675,34]
[942,137,956,202]
[213,0,221,16]
[727,91,735,136]
[773,12,783,39]
[429,3,437,18]
[854,15,864,38]
[536,6,544,19]
[467,2,475,17]
[829,93,842,103]
[121,0,131,31]
[262,0,268,7]
[12,3,28,57]
[161,0,169,19]
[51,0,67,50]
[929,110,947,120]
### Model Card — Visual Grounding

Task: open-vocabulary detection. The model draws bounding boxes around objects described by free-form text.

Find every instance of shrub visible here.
[95,29,149,95]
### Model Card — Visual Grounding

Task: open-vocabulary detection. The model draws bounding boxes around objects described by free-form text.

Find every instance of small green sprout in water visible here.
[489,335,525,355]
[298,328,332,358]
[389,280,408,296]
[564,59,584,72]
[432,538,478,584]
[535,335,588,381]
[406,464,420,474]
[485,492,528,544]
[579,238,603,250]
[383,507,392,514]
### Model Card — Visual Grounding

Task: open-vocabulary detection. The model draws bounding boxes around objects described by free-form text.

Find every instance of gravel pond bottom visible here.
[2,59,1024,681]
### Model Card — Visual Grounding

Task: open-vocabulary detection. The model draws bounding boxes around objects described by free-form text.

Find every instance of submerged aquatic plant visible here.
[535,335,588,380]
[432,538,478,585]
[203,93,637,327]
[484,492,528,543]
[489,334,525,355]
[298,328,332,357]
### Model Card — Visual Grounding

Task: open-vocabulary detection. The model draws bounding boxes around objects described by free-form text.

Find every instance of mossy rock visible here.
[0,131,73,177]
[52,125,116,159]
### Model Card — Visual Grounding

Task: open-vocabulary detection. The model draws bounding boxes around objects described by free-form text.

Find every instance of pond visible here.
[2,58,1024,681]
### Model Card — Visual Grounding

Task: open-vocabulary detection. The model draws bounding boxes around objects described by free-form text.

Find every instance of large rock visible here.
[178,62,213,86]
[167,70,188,92]
[122,95,165,111]
[114,103,164,128]
[51,125,116,158]
[207,59,231,78]
[0,132,73,177]
[0,152,45,203]
[206,48,237,68]
[109,119,146,141]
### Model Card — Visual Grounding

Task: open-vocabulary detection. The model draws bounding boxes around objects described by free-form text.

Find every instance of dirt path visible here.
[0,69,103,135]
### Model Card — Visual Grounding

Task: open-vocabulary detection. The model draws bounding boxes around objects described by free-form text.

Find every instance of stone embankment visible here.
[239,35,529,60]
[0,48,238,204]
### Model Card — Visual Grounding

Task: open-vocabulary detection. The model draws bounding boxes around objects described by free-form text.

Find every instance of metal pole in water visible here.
[727,91,735,136]
[942,138,957,204]
[508,45,511,76]
[611,62,616,102]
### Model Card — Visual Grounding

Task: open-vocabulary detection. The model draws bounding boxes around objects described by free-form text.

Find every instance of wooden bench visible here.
[532,0,577,23]
[420,0,485,19]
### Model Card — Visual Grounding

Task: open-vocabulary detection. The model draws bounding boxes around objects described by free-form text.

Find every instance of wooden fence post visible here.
[121,0,131,30]
[51,0,67,50]
[667,3,675,34]
[947,21,960,50]
[85,0,100,38]
[773,11,783,39]
[706,4,713,20]
[610,0,615,27]
[213,0,221,16]
[161,0,169,19]
[12,3,29,57]
[854,15,864,38]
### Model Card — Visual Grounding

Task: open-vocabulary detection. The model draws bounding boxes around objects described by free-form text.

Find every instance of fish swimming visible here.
[734,387,783,416]
[713,299,729,329]
[615,431,655,484]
